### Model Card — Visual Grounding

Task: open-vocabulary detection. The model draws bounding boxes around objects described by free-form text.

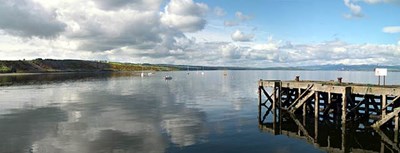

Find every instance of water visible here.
[0,70,398,153]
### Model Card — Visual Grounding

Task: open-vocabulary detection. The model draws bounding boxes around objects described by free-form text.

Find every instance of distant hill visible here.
[1,59,399,73]
[298,64,400,71]
[0,59,177,73]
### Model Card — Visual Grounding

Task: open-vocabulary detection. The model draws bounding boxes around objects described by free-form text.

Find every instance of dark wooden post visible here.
[342,87,351,124]
[258,79,263,123]
[337,77,342,83]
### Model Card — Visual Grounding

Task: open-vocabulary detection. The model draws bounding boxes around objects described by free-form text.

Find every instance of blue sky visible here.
[0,0,400,67]
[201,0,400,44]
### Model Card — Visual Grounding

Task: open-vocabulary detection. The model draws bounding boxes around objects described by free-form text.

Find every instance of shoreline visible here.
[0,71,148,77]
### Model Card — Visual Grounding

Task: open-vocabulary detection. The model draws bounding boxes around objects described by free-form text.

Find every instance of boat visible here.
[164,76,172,80]
[141,64,145,77]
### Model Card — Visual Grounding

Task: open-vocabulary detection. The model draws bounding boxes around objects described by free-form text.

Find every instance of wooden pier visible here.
[258,78,400,152]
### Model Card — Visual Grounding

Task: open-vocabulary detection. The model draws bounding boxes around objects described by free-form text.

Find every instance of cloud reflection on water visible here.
[0,73,209,153]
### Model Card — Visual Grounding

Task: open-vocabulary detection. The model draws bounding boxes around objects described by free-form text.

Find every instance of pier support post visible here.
[328,92,331,104]
[382,95,387,116]
[258,80,263,123]
[273,81,281,134]
[395,115,399,143]
[341,120,347,152]
[342,87,351,124]
[315,92,319,118]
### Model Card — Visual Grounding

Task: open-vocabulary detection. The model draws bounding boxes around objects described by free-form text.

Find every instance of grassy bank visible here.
[0,59,178,73]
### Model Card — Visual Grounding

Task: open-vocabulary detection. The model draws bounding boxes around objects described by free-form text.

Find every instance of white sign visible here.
[375,68,387,76]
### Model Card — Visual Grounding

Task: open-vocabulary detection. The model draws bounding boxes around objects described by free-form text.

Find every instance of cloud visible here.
[383,26,400,33]
[235,11,252,21]
[1,0,400,68]
[231,30,254,42]
[161,0,208,32]
[214,7,226,17]
[343,0,363,18]
[364,0,385,3]
[92,0,163,10]
[222,11,252,27]
[220,44,242,59]
[363,0,400,4]
[224,20,239,27]
[41,0,207,56]
[0,0,66,38]
[62,7,173,52]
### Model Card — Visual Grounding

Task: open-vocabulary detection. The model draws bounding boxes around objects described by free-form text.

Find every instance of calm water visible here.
[0,70,399,153]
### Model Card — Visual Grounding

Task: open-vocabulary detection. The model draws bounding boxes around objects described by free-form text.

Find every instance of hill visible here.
[0,59,177,73]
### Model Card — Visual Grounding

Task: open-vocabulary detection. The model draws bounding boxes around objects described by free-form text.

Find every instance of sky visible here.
[0,0,400,67]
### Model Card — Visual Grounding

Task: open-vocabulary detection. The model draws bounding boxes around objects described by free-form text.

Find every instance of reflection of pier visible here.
[258,79,400,152]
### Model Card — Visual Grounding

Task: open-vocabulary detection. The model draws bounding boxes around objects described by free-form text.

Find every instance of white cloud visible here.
[343,0,363,18]
[0,0,211,62]
[364,0,384,3]
[161,0,208,32]
[231,30,254,42]
[253,43,278,51]
[383,26,400,33]
[220,44,242,59]
[1,0,400,68]
[235,11,252,21]
[214,7,226,17]
[363,0,400,4]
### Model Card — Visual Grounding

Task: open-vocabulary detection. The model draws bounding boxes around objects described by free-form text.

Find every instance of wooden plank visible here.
[372,108,400,128]
[352,86,400,96]
[288,112,314,142]
[261,86,274,105]
[382,96,400,110]
[288,84,314,109]
[375,128,400,152]
[291,90,315,113]
[260,80,400,96]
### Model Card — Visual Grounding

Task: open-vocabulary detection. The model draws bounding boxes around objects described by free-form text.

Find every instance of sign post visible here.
[375,68,387,86]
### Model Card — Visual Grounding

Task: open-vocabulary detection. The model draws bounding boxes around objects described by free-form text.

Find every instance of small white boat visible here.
[164,76,172,80]
[141,72,145,77]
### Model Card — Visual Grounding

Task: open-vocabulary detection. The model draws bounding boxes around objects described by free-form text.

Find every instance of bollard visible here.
[295,76,300,82]
[337,77,342,83]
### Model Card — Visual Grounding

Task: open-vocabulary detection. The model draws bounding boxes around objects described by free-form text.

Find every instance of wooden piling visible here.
[382,95,387,116]
[315,91,319,118]
[395,115,399,143]
[342,87,350,124]
[258,80,262,123]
